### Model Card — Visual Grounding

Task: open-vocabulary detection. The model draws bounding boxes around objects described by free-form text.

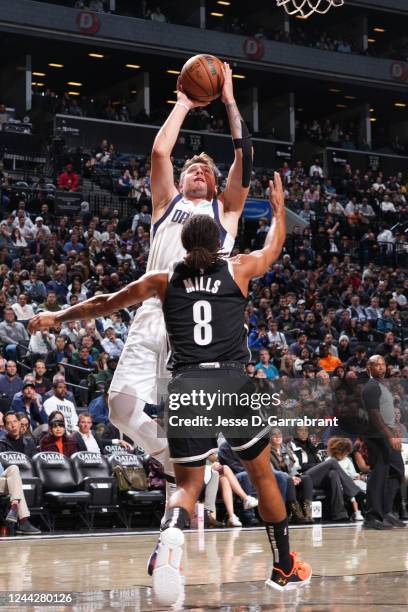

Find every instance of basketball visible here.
[180,54,224,103]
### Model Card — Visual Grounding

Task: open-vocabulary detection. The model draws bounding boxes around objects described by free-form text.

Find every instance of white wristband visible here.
[176,101,190,112]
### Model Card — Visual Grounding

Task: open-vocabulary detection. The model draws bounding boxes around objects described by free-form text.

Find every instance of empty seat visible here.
[32,452,90,530]
[71,452,121,528]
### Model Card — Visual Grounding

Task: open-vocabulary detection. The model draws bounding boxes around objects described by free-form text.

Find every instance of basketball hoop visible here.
[277,0,344,19]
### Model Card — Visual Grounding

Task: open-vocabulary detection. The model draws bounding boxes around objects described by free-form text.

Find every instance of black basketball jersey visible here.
[163,259,250,368]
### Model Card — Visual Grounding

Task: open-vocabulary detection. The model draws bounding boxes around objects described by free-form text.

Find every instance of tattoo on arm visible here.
[225,102,243,139]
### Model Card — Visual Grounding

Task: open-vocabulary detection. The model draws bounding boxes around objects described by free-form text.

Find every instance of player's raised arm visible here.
[28,272,168,333]
[219,63,253,218]
[233,172,286,289]
[151,84,209,214]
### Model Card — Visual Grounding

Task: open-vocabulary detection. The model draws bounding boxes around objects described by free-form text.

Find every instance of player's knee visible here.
[108,388,148,428]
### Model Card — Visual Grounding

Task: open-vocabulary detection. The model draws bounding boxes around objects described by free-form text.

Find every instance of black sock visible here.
[162,506,190,531]
[265,518,292,574]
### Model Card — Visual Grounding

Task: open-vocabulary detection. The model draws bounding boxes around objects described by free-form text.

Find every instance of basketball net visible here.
[276,0,344,19]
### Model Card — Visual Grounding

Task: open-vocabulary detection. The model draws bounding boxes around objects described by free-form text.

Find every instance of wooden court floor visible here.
[0,524,407,611]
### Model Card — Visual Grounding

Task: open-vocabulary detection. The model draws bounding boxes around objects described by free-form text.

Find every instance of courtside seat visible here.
[32,452,90,530]
[71,451,122,528]
[107,454,164,527]
[0,452,44,512]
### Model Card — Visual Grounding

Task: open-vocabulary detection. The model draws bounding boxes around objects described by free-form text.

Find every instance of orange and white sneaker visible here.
[152,527,185,606]
[265,552,312,591]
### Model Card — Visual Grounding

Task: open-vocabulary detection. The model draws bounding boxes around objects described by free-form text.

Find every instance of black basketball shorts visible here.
[164,366,272,467]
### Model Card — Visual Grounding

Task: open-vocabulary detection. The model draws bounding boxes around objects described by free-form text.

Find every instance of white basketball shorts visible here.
[109,298,170,404]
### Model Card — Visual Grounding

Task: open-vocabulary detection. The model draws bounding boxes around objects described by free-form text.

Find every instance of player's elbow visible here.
[151,143,168,159]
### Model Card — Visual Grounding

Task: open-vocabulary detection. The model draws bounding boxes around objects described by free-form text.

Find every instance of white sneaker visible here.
[243,495,259,510]
[353,510,364,521]
[227,514,242,527]
[152,527,184,606]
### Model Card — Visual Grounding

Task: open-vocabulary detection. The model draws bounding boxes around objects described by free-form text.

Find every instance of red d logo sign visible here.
[390,62,408,82]
[76,11,101,35]
[243,37,265,60]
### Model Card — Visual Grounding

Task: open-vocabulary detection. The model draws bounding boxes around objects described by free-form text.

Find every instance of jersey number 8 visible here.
[193,300,212,346]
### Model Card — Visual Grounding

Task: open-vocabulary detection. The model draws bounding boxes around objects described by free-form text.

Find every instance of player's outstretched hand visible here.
[177,77,209,109]
[28,312,57,334]
[221,62,234,105]
[269,172,285,217]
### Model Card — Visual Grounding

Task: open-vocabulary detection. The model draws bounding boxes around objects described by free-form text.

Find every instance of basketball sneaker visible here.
[265,551,312,591]
[151,527,184,606]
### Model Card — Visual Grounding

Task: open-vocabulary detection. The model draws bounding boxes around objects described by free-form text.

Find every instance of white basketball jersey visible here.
[146,194,235,272]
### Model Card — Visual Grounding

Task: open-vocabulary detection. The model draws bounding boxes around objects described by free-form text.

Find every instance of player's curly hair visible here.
[181,215,223,271]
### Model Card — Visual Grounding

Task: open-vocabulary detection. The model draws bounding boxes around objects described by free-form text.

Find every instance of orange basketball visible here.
[180,54,224,103]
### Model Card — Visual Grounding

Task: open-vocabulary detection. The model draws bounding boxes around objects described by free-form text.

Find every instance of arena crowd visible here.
[0,139,407,530]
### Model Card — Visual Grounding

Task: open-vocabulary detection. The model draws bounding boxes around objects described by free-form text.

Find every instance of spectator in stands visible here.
[150,5,167,22]
[248,322,269,350]
[217,440,260,526]
[116,169,134,196]
[24,271,47,305]
[11,381,45,428]
[0,411,5,439]
[376,331,396,357]
[0,103,9,128]
[0,360,23,401]
[45,335,71,373]
[33,359,52,396]
[255,349,279,380]
[11,293,34,322]
[74,412,132,452]
[28,328,56,359]
[0,307,29,361]
[327,437,365,521]
[291,426,361,521]
[57,164,79,192]
[309,158,324,178]
[89,0,105,11]
[0,411,37,456]
[88,384,110,424]
[38,290,61,313]
[17,413,33,439]
[270,428,314,523]
[337,39,352,53]
[11,227,27,252]
[1,460,40,534]
[135,0,151,19]
[346,346,368,378]
[40,410,79,457]
[101,324,124,358]
[338,335,352,362]
[43,374,76,406]
[318,344,342,374]
[268,320,287,349]
[289,331,312,357]
[208,453,258,528]
[42,381,79,432]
